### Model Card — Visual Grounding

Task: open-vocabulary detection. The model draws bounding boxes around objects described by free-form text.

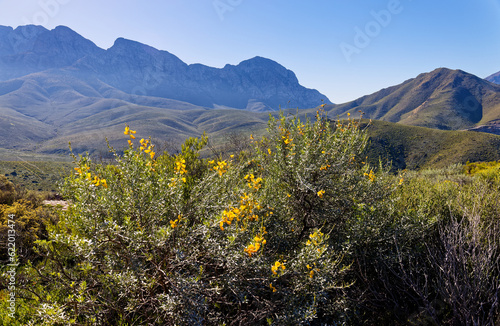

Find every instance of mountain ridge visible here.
[486,70,500,85]
[324,67,500,132]
[0,25,330,111]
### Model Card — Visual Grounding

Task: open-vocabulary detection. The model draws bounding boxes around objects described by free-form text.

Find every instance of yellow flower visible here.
[364,169,375,182]
[271,261,285,275]
[101,179,108,188]
[309,270,314,278]
[317,190,325,198]
[268,148,272,155]
[244,243,260,256]
[128,140,133,146]
[124,125,137,139]
[270,283,277,292]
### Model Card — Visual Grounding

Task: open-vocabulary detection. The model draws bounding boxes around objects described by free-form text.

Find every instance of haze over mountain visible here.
[0,25,330,112]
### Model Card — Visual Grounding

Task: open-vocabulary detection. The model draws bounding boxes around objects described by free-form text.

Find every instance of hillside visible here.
[486,70,500,84]
[324,68,500,132]
[361,120,500,170]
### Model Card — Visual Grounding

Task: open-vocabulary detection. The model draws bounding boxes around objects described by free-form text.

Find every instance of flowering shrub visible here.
[3,110,500,325]
[4,110,399,325]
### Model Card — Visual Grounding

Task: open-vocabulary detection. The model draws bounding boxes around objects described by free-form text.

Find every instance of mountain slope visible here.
[486,71,500,85]
[325,68,500,131]
[361,120,500,170]
[0,25,330,111]
[0,25,103,81]
[74,38,329,110]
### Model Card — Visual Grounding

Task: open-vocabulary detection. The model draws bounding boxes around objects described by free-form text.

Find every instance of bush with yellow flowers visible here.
[6,111,401,325]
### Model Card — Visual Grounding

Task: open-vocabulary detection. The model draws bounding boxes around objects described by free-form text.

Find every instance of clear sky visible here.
[0,0,499,104]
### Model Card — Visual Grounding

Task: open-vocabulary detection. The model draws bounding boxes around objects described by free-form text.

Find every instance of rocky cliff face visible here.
[0,25,331,111]
[0,25,103,80]
[76,38,330,110]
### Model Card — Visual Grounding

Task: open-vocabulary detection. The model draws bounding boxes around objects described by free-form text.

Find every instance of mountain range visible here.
[0,25,329,112]
[1,24,500,160]
[325,68,500,133]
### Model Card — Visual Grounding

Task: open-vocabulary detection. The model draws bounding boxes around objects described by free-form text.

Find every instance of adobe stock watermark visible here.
[6,214,18,319]
[340,0,411,63]
[213,0,243,21]
[9,0,72,52]
[21,0,72,26]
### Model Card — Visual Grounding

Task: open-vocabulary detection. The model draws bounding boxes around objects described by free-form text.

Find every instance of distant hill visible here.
[0,25,330,111]
[324,68,500,132]
[486,70,500,85]
[360,120,500,170]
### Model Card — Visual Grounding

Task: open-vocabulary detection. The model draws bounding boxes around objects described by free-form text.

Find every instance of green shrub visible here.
[6,110,399,325]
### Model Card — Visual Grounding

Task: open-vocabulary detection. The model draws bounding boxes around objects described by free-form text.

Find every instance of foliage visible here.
[5,110,391,325]
[463,160,500,183]
[2,111,500,325]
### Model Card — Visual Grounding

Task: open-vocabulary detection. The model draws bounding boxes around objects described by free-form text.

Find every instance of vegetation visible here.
[360,119,500,170]
[1,110,500,325]
[0,161,73,192]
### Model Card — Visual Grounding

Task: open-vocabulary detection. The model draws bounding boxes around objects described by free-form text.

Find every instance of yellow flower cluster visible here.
[75,165,107,188]
[244,173,262,190]
[74,165,90,175]
[244,233,266,257]
[297,123,305,135]
[124,125,136,139]
[170,214,182,229]
[271,260,286,275]
[175,158,187,175]
[317,190,325,198]
[364,169,375,182]
[139,138,155,160]
[219,193,262,230]
[208,160,228,177]
[320,164,331,171]
[306,263,319,279]
[306,230,324,247]
[91,175,107,188]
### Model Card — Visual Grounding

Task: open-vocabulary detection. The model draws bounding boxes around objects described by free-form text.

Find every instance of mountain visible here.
[360,120,500,170]
[486,71,500,85]
[324,68,500,132]
[0,25,103,80]
[74,38,328,110]
[0,25,330,111]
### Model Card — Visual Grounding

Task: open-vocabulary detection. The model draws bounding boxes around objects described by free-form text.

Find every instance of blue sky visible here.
[0,0,499,103]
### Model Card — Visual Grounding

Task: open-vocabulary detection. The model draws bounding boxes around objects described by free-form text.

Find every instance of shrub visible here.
[5,110,399,325]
